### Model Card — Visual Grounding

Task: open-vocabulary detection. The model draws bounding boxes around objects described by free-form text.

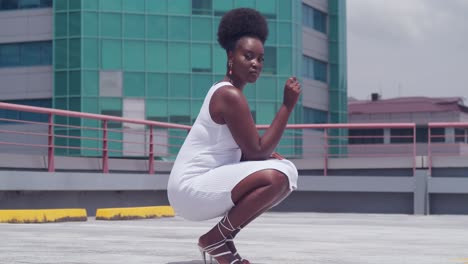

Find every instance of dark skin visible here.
[198,36,301,264]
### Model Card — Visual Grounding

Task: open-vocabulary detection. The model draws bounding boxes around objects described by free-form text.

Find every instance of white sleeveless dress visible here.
[167,82,298,221]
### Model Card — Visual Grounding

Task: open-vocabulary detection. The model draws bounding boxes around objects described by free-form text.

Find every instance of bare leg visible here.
[198,169,290,264]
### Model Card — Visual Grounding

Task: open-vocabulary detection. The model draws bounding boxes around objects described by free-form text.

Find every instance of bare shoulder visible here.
[212,85,245,105]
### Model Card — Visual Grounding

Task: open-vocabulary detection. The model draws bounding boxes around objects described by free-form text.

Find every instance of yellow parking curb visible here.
[0,209,87,223]
[95,206,175,220]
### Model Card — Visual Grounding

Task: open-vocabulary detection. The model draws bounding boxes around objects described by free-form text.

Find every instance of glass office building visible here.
[0,0,347,158]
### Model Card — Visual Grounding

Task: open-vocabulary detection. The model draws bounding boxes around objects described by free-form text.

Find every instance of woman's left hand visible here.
[270,152,284,160]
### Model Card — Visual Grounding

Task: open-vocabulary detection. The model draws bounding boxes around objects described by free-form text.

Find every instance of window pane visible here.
[256,76,276,101]
[169,74,190,98]
[68,38,81,68]
[69,70,81,96]
[83,70,98,96]
[167,0,190,15]
[263,46,276,75]
[192,0,212,15]
[169,100,190,124]
[278,47,292,75]
[146,0,167,13]
[278,22,291,45]
[168,43,189,72]
[146,41,167,72]
[124,72,145,97]
[123,0,144,12]
[55,13,68,37]
[146,99,168,121]
[83,12,98,36]
[265,20,276,46]
[234,0,254,8]
[124,14,145,39]
[213,0,232,15]
[54,71,67,96]
[147,15,167,39]
[83,38,98,69]
[278,0,291,20]
[191,44,211,72]
[124,40,144,71]
[100,0,121,11]
[212,46,226,74]
[191,17,212,42]
[21,42,41,66]
[168,16,190,41]
[101,13,122,38]
[68,12,81,37]
[55,39,67,69]
[147,73,168,97]
[191,74,211,99]
[82,0,97,10]
[101,40,122,69]
[257,102,275,123]
[99,71,123,96]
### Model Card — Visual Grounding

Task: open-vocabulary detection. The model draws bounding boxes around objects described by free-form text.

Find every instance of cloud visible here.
[347,0,468,100]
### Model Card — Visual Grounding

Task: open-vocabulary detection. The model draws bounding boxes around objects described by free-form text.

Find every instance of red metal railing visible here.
[0,102,191,174]
[8,102,461,175]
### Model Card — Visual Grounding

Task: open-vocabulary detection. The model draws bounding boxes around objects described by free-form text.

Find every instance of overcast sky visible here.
[347,0,468,101]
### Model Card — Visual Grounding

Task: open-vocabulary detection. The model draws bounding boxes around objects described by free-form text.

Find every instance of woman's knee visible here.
[261,169,289,193]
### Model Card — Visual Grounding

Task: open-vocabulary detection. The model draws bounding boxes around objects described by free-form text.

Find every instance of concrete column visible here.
[414,169,428,215]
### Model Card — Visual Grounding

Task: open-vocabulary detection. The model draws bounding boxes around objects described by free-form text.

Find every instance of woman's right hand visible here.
[283,76,301,112]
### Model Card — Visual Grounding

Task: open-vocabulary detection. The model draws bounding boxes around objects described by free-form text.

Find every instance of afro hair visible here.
[217,8,268,52]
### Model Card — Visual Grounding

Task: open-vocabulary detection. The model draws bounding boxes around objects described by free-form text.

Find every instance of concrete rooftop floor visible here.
[1,212,468,264]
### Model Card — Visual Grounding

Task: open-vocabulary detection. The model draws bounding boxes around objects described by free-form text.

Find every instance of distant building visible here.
[348,95,468,155]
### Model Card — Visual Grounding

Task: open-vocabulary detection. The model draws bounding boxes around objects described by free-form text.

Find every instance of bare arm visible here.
[211,77,301,161]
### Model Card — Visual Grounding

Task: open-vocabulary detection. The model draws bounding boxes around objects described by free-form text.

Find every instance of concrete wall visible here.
[1,155,468,215]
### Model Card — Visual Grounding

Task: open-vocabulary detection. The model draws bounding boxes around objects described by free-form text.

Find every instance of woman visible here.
[167,8,301,264]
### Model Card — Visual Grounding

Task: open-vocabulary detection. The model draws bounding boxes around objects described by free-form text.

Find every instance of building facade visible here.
[0,0,347,158]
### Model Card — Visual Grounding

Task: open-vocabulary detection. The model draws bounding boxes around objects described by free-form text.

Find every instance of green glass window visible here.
[124,72,145,97]
[83,12,98,36]
[278,47,292,75]
[278,22,291,45]
[83,38,98,69]
[55,39,67,69]
[256,76,276,101]
[147,73,168,97]
[168,43,189,72]
[124,40,144,71]
[265,20,276,46]
[146,41,167,72]
[146,0,167,13]
[169,99,190,124]
[191,74,212,99]
[55,13,68,37]
[169,74,190,98]
[68,0,81,10]
[263,46,276,75]
[146,99,168,121]
[54,71,67,96]
[147,15,167,39]
[212,46,226,74]
[123,0,144,12]
[234,0,254,8]
[83,71,99,96]
[69,70,81,96]
[101,13,122,38]
[100,0,122,11]
[256,0,276,18]
[82,0,98,10]
[191,17,212,42]
[278,0,291,20]
[101,40,122,69]
[168,16,190,41]
[124,14,145,39]
[257,102,275,123]
[167,0,190,15]
[68,38,81,69]
[191,44,211,72]
[192,0,212,15]
[213,0,232,16]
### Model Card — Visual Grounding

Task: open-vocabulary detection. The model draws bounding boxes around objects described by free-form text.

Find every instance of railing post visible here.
[412,124,416,175]
[324,128,328,176]
[149,125,155,174]
[428,126,432,176]
[102,120,109,173]
[48,113,55,172]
